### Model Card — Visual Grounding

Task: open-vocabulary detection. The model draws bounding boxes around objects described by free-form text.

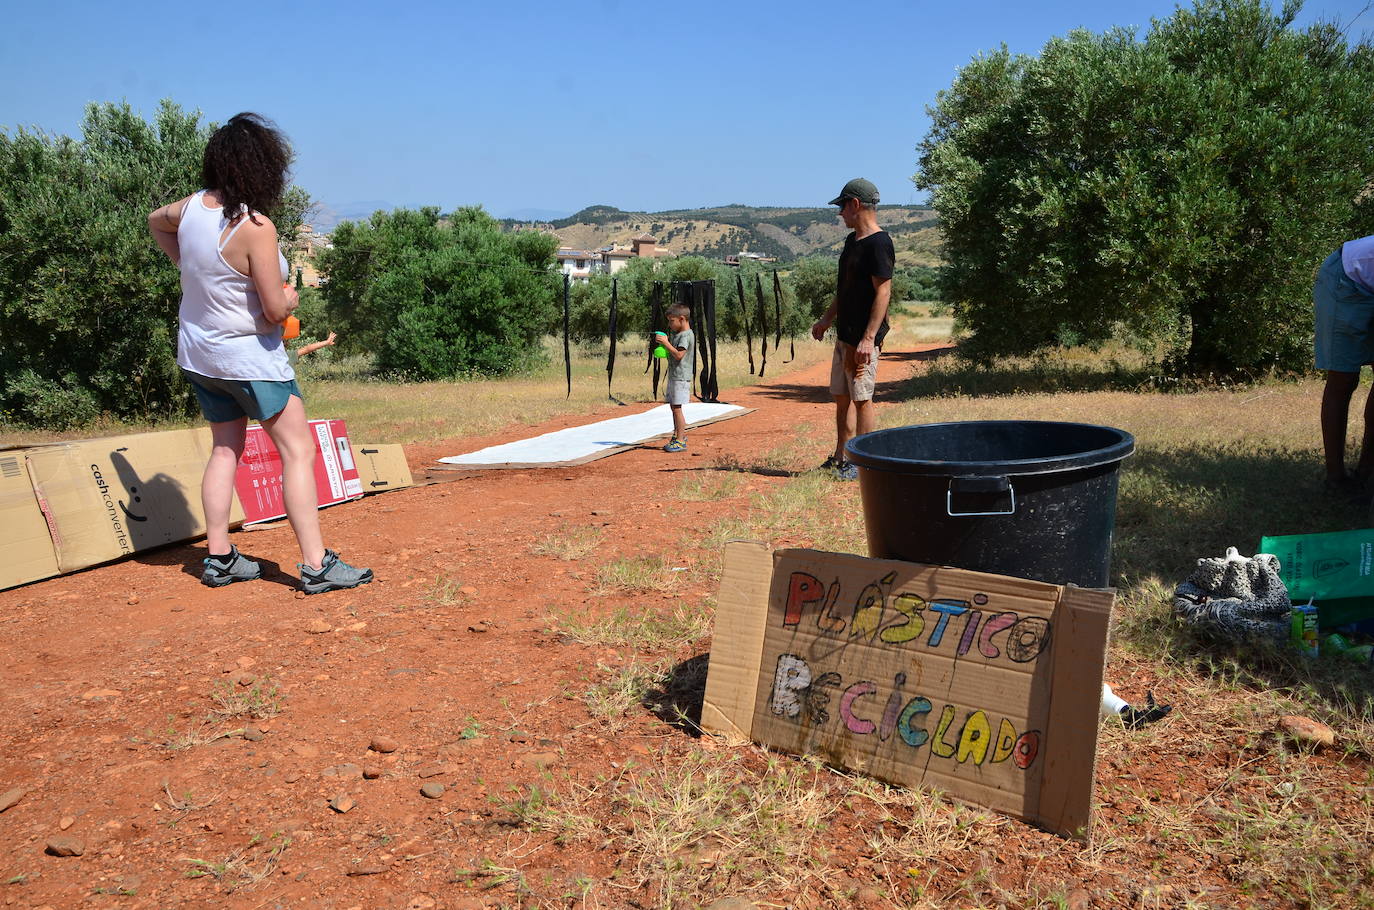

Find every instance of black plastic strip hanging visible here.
[755,272,768,378]
[648,282,664,399]
[606,277,623,403]
[772,270,783,352]
[683,281,702,401]
[562,274,572,399]
[737,272,754,375]
[774,270,794,363]
[702,279,719,401]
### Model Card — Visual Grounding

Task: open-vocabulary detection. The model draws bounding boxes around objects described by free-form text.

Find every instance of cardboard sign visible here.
[702,542,1113,840]
[350,444,414,492]
[0,446,62,590]
[23,428,245,574]
[236,419,362,524]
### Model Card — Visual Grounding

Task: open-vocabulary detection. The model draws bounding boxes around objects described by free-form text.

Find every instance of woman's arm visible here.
[240,216,298,325]
[147,194,194,265]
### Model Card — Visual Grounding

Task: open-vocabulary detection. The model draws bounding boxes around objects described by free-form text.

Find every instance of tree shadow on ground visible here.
[888,351,1157,404]
[644,652,710,738]
[1111,441,1374,726]
[746,345,958,406]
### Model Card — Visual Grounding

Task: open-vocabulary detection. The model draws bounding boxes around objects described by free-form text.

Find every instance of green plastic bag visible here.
[1260,529,1374,629]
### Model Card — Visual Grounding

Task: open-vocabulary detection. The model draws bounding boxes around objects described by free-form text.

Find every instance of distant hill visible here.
[309,200,399,233]
[501,203,942,265]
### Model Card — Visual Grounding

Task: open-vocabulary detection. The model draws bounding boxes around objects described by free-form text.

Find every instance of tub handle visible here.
[946,476,1016,517]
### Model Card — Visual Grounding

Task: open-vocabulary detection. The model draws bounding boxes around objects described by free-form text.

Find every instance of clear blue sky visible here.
[2,0,1368,218]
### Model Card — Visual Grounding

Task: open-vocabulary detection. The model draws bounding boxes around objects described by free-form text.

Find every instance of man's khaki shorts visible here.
[829,341,878,401]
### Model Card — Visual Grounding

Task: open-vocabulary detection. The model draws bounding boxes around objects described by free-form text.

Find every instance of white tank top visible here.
[175,190,293,381]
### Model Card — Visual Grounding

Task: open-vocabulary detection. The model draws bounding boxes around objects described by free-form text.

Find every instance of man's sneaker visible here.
[835,460,859,481]
[201,546,262,588]
[300,549,374,595]
[818,454,840,472]
[663,438,687,453]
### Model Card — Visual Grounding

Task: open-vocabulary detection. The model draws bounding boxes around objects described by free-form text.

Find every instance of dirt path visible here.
[0,339,964,909]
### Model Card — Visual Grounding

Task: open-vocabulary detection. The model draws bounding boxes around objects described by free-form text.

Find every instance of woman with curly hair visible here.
[149,112,372,594]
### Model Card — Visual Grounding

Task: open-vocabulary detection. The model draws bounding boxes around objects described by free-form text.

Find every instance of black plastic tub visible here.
[845,421,1135,588]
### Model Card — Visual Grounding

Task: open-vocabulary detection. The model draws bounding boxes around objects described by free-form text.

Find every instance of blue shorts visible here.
[181,369,302,423]
[1314,250,1374,372]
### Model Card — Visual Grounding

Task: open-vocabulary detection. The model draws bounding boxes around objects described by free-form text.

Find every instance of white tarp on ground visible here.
[435,403,750,469]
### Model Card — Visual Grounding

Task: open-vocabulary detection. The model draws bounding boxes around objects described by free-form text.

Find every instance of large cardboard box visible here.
[351,444,414,492]
[0,446,62,590]
[702,542,1113,841]
[23,428,244,574]
[236,419,362,524]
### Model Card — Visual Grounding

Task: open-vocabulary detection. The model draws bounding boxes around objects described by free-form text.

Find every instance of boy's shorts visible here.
[829,341,879,401]
[182,369,303,423]
[1315,249,1374,372]
[666,380,691,406]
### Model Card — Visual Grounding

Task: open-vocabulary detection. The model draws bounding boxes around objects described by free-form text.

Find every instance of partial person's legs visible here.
[1357,381,1374,481]
[833,394,855,462]
[261,395,326,570]
[854,399,876,438]
[1321,370,1361,483]
[671,403,687,441]
[204,418,248,555]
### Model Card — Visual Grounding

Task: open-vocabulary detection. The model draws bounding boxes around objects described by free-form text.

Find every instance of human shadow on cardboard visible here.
[108,450,200,552]
[1112,442,1374,717]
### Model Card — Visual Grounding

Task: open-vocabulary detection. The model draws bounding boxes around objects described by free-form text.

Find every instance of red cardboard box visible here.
[235,419,363,524]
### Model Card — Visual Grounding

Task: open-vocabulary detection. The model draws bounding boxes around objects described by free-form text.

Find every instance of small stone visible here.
[284,772,303,784]
[58,816,74,831]
[294,591,307,600]
[126,595,139,606]
[322,763,363,779]
[369,736,399,754]
[856,887,883,906]
[417,763,455,779]
[507,730,530,744]
[1278,715,1335,748]
[236,656,256,668]
[243,726,264,742]
[1066,889,1091,910]
[170,605,186,612]
[407,896,437,910]
[290,743,320,759]
[329,793,356,814]
[44,835,84,856]
[467,621,488,633]
[459,586,477,597]
[362,765,382,780]
[420,782,445,799]
[0,788,24,813]
[274,817,310,833]
[306,618,332,634]
[703,899,754,910]
[521,751,558,770]
[346,865,386,876]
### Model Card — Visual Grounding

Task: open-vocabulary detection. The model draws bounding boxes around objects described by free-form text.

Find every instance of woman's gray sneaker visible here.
[201,546,262,587]
[300,549,374,595]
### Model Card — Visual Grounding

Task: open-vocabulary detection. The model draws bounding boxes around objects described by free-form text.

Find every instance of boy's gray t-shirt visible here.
[668,329,694,384]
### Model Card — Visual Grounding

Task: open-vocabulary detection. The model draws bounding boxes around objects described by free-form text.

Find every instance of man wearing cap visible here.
[811,178,894,480]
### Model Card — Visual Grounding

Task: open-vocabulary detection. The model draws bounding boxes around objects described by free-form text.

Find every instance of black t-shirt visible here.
[835,230,895,347]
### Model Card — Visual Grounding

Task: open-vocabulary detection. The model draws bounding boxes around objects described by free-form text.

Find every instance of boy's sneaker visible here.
[300,549,374,595]
[663,438,687,453]
[835,460,858,481]
[201,546,262,588]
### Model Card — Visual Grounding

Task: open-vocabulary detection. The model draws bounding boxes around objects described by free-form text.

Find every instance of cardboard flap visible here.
[701,540,775,739]
[0,447,60,590]
[351,444,414,492]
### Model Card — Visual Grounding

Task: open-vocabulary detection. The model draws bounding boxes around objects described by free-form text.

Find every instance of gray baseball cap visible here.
[829,177,880,206]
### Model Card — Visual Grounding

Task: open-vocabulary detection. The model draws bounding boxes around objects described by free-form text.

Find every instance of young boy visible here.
[653,304,695,452]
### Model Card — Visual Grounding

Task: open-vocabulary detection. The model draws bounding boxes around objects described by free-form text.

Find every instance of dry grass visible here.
[590,554,685,596]
[549,602,711,653]
[529,523,605,561]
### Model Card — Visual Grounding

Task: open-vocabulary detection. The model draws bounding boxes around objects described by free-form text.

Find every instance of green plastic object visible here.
[1261,529,1374,629]
[652,331,668,359]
